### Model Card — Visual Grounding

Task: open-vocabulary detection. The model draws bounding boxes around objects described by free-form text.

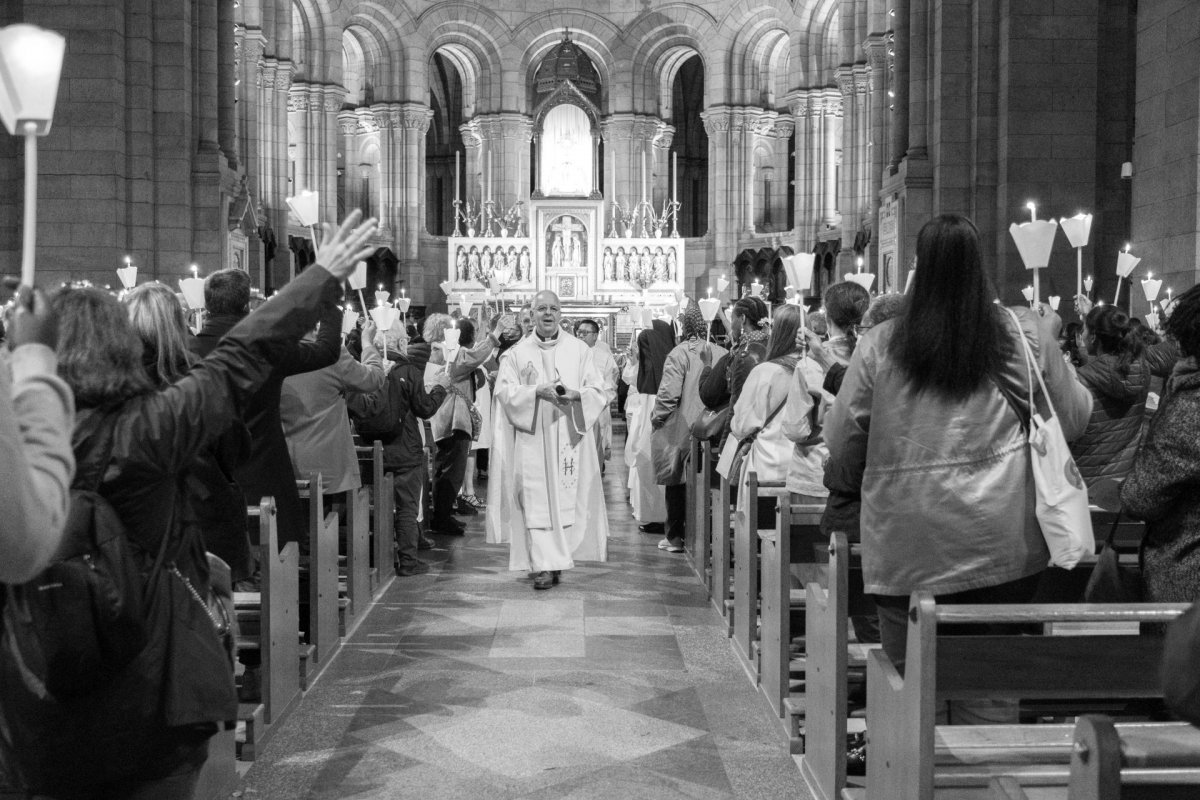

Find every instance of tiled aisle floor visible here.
[239,430,809,799]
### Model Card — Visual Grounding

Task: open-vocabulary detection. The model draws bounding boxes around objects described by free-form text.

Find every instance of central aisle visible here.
[241,429,810,799]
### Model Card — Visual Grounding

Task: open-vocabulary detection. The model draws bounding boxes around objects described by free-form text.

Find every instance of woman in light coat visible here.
[651,305,727,551]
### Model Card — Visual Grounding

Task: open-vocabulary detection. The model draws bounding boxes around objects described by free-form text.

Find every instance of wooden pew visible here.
[713,466,734,630]
[233,497,300,760]
[354,442,392,595]
[988,716,1200,800]
[731,471,787,682]
[296,473,340,687]
[758,498,826,721]
[684,437,712,591]
[866,596,1189,799]
[341,485,372,632]
[800,533,878,797]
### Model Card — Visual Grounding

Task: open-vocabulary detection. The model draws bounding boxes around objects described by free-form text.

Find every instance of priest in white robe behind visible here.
[486,291,609,589]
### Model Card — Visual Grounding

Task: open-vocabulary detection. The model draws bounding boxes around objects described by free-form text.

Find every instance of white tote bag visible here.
[1005,309,1094,568]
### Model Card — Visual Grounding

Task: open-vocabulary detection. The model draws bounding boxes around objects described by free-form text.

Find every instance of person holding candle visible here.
[1067,303,1150,488]
[576,318,619,471]
[627,317,674,532]
[823,214,1091,689]
[486,291,609,590]
[1121,283,1200,604]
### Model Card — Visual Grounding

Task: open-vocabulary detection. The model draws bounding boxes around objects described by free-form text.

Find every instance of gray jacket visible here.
[824,306,1092,596]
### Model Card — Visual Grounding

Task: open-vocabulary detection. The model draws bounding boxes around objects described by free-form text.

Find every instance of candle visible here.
[1084,275,1093,293]
[641,146,647,205]
[190,264,199,279]
[707,286,713,298]
[672,151,678,207]
[455,151,461,206]
[1168,286,1173,302]
[1027,201,1037,222]
[124,255,132,266]
[856,256,864,273]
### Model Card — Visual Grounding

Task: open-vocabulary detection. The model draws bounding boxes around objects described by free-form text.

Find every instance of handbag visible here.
[689,404,731,440]
[1001,308,1094,569]
[1083,511,1143,602]
[715,397,787,482]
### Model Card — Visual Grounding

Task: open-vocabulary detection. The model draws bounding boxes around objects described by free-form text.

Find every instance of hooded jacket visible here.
[1069,353,1150,487]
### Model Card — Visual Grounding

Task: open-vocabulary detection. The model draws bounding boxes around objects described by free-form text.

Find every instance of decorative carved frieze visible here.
[836,68,856,99]
[602,114,663,143]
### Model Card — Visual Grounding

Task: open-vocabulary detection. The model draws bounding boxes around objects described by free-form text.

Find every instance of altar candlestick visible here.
[487,148,493,207]
[454,151,460,206]
[672,151,678,206]
[641,146,647,205]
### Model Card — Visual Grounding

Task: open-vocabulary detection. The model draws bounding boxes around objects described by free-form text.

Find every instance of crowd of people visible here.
[2,209,1199,797]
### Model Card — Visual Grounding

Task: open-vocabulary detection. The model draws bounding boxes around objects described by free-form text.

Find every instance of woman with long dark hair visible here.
[1069,304,1150,486]
[823,214,1091,675]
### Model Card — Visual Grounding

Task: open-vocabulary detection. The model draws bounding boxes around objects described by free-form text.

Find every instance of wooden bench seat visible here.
[296,473,340,687]
[867,595,1189,799]
[731,471,787,683]
[354,441,395,598]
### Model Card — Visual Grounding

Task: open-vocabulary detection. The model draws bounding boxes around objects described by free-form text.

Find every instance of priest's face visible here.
[533,292,562,338]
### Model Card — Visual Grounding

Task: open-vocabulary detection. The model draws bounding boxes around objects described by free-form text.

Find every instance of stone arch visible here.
[622,5,717,112]
[791,0,841,87]
[655,45,706,121]
[431,43,481,120]
[516,16,619,116]
[290,0,344,84]
[341,2,418,99]
[417,3,510,111]
[726,11,791,107]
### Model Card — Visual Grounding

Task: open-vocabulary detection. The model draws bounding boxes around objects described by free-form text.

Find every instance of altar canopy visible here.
[540,104,592,197]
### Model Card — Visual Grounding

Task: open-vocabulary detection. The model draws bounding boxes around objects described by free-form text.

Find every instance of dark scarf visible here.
[636,319,676,395]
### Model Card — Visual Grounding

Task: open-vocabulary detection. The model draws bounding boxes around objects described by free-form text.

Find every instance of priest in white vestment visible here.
[575,318,618,468]
[486,291,609,589]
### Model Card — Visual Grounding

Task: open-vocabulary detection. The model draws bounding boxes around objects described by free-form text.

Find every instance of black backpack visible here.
[353,370,402,444]
[0,415,150,700]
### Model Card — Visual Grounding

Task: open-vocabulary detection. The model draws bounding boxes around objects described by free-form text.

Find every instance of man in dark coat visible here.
[189,268,342,548]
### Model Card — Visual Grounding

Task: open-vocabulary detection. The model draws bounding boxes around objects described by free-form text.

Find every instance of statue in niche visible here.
[602,249,615,282]
[616,248,628,281]
[551,234,565,269]
[456,248,468,281]
[506,247,518,280]
[640,247,653,278]
[570,233,582,268]
[467,247,480,280]
[653,248,667,281]
[480,248,493,276]
[666,248,677,282]
[519,248,531,282]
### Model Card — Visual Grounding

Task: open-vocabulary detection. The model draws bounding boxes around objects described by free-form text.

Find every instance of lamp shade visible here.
[1116,250,1141,278]
[0,24,66,136]
[1009,220,1058,269]
[348,260,367,290]
[116,266,137,289]
[285,190,320,227]
[846,272,875,292]
[179,277,206,311]
[782,253,815,293]
[1059,213,1093,249]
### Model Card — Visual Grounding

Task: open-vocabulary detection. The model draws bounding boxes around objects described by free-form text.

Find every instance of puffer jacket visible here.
[1070,353,1149,487]
[824,305,1092,596]
[1121,356,1200,603]
[651,339,727,485]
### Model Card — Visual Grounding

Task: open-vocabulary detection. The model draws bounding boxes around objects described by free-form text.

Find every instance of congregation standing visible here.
[3,206,1200,798]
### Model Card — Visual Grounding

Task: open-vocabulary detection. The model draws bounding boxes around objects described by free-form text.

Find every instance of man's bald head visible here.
[532,291,563,338]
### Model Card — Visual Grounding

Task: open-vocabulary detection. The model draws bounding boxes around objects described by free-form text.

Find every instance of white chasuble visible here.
[485,331,609,571]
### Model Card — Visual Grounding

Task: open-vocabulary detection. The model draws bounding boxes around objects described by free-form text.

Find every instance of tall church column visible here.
[865,36,889,274]
[763,115,793,233]
[819,91,843,229]
[652,125,675,217]
[376,103,433,275]
[836,68,859,251]
[787,90,820,246]
[217,0,238,168]
[601,114,668,230]
[471,113,535,222]
[261,56,294,288]
[699,107,749,267]
[890,0,910,171]
[287,82,344,233]
[458,120,483,219]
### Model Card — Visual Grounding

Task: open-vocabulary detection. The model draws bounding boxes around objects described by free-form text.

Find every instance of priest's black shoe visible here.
[533,571,555,590]
[638,522,664,534]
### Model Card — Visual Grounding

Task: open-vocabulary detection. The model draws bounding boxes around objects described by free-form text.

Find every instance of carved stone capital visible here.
[836,68,856,99]
[864,35,889,71]
[854,65,871,96]
[322,85,346,113]
[337,111,360,136]
[602,113,664,143]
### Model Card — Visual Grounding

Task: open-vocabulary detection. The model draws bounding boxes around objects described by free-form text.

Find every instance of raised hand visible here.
[8,287,57,351]
[315,209,379,281]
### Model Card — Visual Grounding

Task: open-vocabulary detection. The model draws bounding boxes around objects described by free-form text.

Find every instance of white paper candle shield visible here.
[116,266,137,289]
[1021,285,1035,303]
[716,275,730,294]
[374,290,390,307]
[698,297,720,322]
[458,297,473,318]
[719,307,733,331]
[1049,295,1061,311]
[846,272,876,292]
[285,190,320,227]
[348,261,367,291]
[783,253,815,293]
[341,308,359,335]
[1116,251,1141,278]
[1059,213,1093,248]
[1146,310,1160,331]
[1084,276,1094,293]
[1141,277,1162,302]
[439,280,454,296]
[640,307,656,328]
[395,297,411,313]
[663,301,678,319]
[178,277,205,310]
[1009,220,1058,269]
[443,325,461,347]
[674,289,685,305]
[369,305,398,332]
[904,269,916,294]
